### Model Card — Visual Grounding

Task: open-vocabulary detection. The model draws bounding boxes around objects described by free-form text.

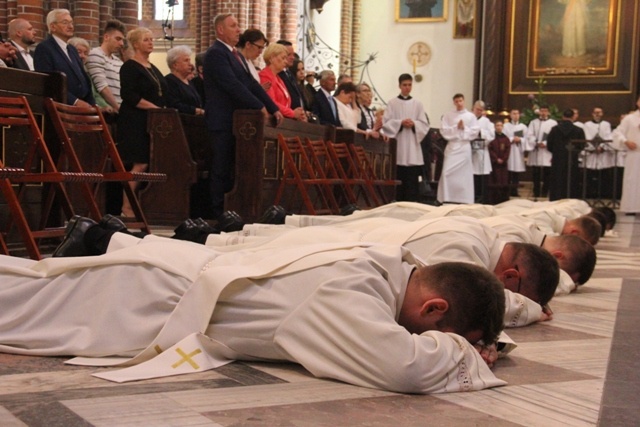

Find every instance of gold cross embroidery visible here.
[171,347,202,370]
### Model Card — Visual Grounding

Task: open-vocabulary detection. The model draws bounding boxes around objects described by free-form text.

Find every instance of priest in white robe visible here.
[438,93,478,204]
[0,235,506,394]
[381,74,429,202]
[612,96,640,214]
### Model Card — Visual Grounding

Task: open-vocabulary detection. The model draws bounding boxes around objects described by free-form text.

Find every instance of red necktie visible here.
[232,48,247,72]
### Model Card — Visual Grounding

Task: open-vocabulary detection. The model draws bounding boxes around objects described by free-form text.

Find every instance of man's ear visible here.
[420,298,449,317]
[500,268,520,291]
[550,250,565,260]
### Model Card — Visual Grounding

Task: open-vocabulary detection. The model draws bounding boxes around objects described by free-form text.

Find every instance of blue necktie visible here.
[328,95,337,120]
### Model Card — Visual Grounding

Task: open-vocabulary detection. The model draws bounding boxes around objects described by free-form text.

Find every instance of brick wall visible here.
[1,0,308,55]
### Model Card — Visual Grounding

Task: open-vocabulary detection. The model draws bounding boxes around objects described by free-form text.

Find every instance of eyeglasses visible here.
[250,41,266,50]
[56,20,74,26]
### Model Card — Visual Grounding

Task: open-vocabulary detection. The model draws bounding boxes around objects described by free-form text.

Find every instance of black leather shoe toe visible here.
[52,216,98,257]
[216,211,245,232]
[258,205,287,224]
[340,203,360,216]
[99,214,128,233]
[193,218,217,234]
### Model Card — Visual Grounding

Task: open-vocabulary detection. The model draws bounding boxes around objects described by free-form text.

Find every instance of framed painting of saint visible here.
[529,0,619,75]
[453,0,476,38]
[395,0,448,22]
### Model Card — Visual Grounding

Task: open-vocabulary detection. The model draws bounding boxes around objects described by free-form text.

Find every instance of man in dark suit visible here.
[312,70,341,126]
[204,13,283,219]
[276,40,304,110]
[8,18,36,71]
[34,9,94,106]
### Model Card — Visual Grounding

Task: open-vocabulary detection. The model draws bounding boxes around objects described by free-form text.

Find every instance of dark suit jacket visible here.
[8,40,31,71]
[278,69,303,109]
[203,40,279,132]
[33,36,94,105]
[313,89,341,127]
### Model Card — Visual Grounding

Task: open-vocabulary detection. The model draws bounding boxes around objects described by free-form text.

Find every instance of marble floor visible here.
[0,214,638,426]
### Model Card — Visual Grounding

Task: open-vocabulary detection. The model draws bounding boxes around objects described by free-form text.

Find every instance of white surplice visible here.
[526,118,557,167]
[613,110,640,212]
[503,121,528,172]
[381,96,429,166]
[438,109,478,203]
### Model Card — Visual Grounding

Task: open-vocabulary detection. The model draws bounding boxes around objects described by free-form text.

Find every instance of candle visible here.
[412,58,416,74]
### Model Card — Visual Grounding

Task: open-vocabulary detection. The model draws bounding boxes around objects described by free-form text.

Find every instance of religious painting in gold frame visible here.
[453,0,476,38]
[395,0,448,23]
[528,0,619,76]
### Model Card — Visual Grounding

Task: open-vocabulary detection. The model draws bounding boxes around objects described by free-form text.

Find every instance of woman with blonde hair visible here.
[117,27,167,217]
[259,44,306,121]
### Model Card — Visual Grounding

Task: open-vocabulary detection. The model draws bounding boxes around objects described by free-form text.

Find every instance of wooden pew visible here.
[142,109,198,224]
[230,110,398,223]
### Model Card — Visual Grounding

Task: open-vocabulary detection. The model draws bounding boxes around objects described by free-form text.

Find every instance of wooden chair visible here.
[349,144,400,204]
[274,135,336,215]
[325,141,380,208]
[0,95,103,259]
[0,164,26,255]
[45,98,167,234]
[303,138,352,214]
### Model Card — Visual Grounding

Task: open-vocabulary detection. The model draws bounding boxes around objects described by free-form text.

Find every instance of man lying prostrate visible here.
[479,215,597,295]
[1,225,507,394]
[504,208,602,245]
[283,201,498,227]
[129,215,559,328]
[494,198,592,218]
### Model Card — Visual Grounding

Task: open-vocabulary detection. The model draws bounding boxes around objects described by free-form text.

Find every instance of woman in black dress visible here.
[117,27,167,217]
[164,45,204,116]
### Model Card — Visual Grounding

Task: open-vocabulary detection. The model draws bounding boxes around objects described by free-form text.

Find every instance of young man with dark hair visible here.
[381,74,429,201]
[86,19,126,111]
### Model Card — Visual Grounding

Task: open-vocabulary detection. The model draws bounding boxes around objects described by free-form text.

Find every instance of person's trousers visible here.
[210,129,236,219]
[532,166,550,198]
[396,165,423,202]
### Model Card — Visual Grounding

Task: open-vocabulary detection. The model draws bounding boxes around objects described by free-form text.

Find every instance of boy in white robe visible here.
[503,109,528,196]
[438,93,478,204]
[526,105,557,198]
[381,73,429,202]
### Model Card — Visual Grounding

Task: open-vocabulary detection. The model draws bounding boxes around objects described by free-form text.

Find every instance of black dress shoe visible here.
[340,204,360,216]
[215,211,245,232]
[172,219,206,243]
[52,216,98,257]
[258,205,287,224]
[193,218,217,234]
[99,214,128,233]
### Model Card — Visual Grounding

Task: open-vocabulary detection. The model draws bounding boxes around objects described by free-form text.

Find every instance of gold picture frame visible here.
[395,0,448,23]
[528,0,619,76]
[453,0,476,38]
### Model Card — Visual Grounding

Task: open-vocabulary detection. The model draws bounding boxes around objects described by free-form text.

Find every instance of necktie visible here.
[328,95,337,120]
[66,44,84,77]
[232,48,248,73]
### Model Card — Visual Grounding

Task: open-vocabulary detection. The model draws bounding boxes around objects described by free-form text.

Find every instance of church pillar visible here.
[339,0,352,77]
[266,0,280,41]
[114,1,139,34]
[70,0,100,44]
[281,0,297,46]
[352,0,361,80]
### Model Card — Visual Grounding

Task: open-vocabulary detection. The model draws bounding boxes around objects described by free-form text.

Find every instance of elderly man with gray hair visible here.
[312,70,341,126]
[33,8,95,106]
[165,45,204,115]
